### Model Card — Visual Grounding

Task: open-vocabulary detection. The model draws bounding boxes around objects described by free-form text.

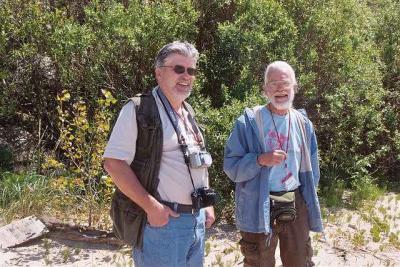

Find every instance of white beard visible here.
[264,90,294,110]
[174,89,191,103]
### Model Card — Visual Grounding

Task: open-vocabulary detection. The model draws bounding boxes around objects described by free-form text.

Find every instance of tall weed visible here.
[0,172,54,222]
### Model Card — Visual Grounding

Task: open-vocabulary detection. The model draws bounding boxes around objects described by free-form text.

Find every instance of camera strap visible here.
[156,87,203,146]
[156,87,198,192]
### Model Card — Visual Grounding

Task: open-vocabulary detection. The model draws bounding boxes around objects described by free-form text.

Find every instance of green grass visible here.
[349,177,382,209]
[319,178,346,208]
[352,229,366,247]
[0,171,56,222]
[0,171,113,229]
[0,171,50,208]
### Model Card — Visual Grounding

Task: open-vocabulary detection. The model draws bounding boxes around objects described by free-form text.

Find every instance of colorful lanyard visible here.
[269,107,291,169]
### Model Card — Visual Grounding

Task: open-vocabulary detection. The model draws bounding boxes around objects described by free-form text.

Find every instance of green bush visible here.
[349,176,382,208]
[191,89,264,221]
[1,0,400,220]
[374,0,400,182]
[200,0,297,106]
[319,165,346,208]
[0,0,199,151]
[282,0,387,186]
[0,145,13,172]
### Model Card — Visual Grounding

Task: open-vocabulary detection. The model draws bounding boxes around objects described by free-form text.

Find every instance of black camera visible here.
[191,187,218,210]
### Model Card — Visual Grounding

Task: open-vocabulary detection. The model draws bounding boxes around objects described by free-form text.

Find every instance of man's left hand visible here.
[204,206,215,228]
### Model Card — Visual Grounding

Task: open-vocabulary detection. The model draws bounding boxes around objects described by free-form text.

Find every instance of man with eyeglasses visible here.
[103,41,215,266]
[224,61,323,266]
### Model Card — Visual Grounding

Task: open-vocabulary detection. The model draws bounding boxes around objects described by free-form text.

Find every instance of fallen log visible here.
[40,216,125,247]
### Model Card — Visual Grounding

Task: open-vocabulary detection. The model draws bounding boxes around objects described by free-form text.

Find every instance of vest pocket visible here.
[136,114,157,156]
[110,190,145,246]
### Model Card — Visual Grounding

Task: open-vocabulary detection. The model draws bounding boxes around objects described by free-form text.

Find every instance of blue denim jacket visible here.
[223,107,323,233]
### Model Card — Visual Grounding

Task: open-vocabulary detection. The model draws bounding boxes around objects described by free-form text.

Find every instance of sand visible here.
[1,193,399,267]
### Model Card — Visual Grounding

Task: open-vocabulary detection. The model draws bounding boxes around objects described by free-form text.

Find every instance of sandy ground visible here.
[1,193,399,267]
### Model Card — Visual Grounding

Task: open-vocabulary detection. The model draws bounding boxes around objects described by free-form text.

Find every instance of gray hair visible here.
[155,41,199,68]
[264,61,297,85]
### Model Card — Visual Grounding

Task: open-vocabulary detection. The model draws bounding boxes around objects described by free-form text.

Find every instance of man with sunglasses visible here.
[103,41,215,266]
[224,61,323,266]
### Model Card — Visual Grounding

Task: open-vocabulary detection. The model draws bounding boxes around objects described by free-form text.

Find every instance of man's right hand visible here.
[104,159,180,227]
[146,200,180,227]
[257,150,287,166]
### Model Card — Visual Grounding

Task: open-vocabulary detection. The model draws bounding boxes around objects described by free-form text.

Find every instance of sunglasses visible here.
[160,65,197,76]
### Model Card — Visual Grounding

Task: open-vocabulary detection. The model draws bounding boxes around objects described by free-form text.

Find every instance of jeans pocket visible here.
[146,221,169,230]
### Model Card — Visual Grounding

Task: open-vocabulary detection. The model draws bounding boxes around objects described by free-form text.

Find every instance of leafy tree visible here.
[374,0,400,182]
[200,0,297,107]
[282,0,387,185]
[0,0,198,158]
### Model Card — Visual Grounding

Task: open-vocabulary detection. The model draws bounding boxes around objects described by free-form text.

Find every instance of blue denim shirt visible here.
[223,107,323,233]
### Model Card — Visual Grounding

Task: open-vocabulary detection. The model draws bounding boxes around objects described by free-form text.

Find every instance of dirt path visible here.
[1,193,399,266]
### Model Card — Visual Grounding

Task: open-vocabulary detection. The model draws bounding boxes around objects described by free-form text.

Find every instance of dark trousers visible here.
[239,190,314,267]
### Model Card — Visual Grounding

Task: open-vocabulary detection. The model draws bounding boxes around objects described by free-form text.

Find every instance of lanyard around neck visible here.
[156,87,202,146]
[156,87,200,192]
[174,110,202,144]
[269,107,291,155]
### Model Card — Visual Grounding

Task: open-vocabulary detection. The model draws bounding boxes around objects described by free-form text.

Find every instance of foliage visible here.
[0,0,199,156]
[0,171,112,227]
[1,0,400,222]
[0,145,13,172]
[0,172,53,222]
[191,89,264,221]
[53,89,116,225]
[319,177,346,208]
[0,172,49,208]
[389,232,400,249]
[349,176,382,208]
[351,229,367,247]
[200,0,297,106]
[373,0,400,181]
[283,0,387,186]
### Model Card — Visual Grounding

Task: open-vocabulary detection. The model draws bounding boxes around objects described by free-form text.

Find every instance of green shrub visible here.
[0,145,13,172]
[200,0,297,106]
[191,89,264,221]
[319,178,346,208]
[374,0,400,182]
[281,0,390,190]
[1,0,399,221]
[349,176,382,209]
[0,0,199,152]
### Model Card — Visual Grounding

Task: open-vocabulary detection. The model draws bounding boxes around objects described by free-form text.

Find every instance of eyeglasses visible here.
[160,65,197,76]
[266,81,294,90]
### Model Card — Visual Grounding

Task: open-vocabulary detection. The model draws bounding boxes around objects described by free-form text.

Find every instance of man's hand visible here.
[104,159,179,227]
[204,206,215,228]
[257,150,287,166]
[146,200,180,227]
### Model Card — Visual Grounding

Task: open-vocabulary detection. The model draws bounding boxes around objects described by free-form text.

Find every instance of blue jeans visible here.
[133,209,206,267]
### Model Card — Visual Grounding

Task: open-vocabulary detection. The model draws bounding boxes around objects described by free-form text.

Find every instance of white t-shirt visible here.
[103,89,209,204]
